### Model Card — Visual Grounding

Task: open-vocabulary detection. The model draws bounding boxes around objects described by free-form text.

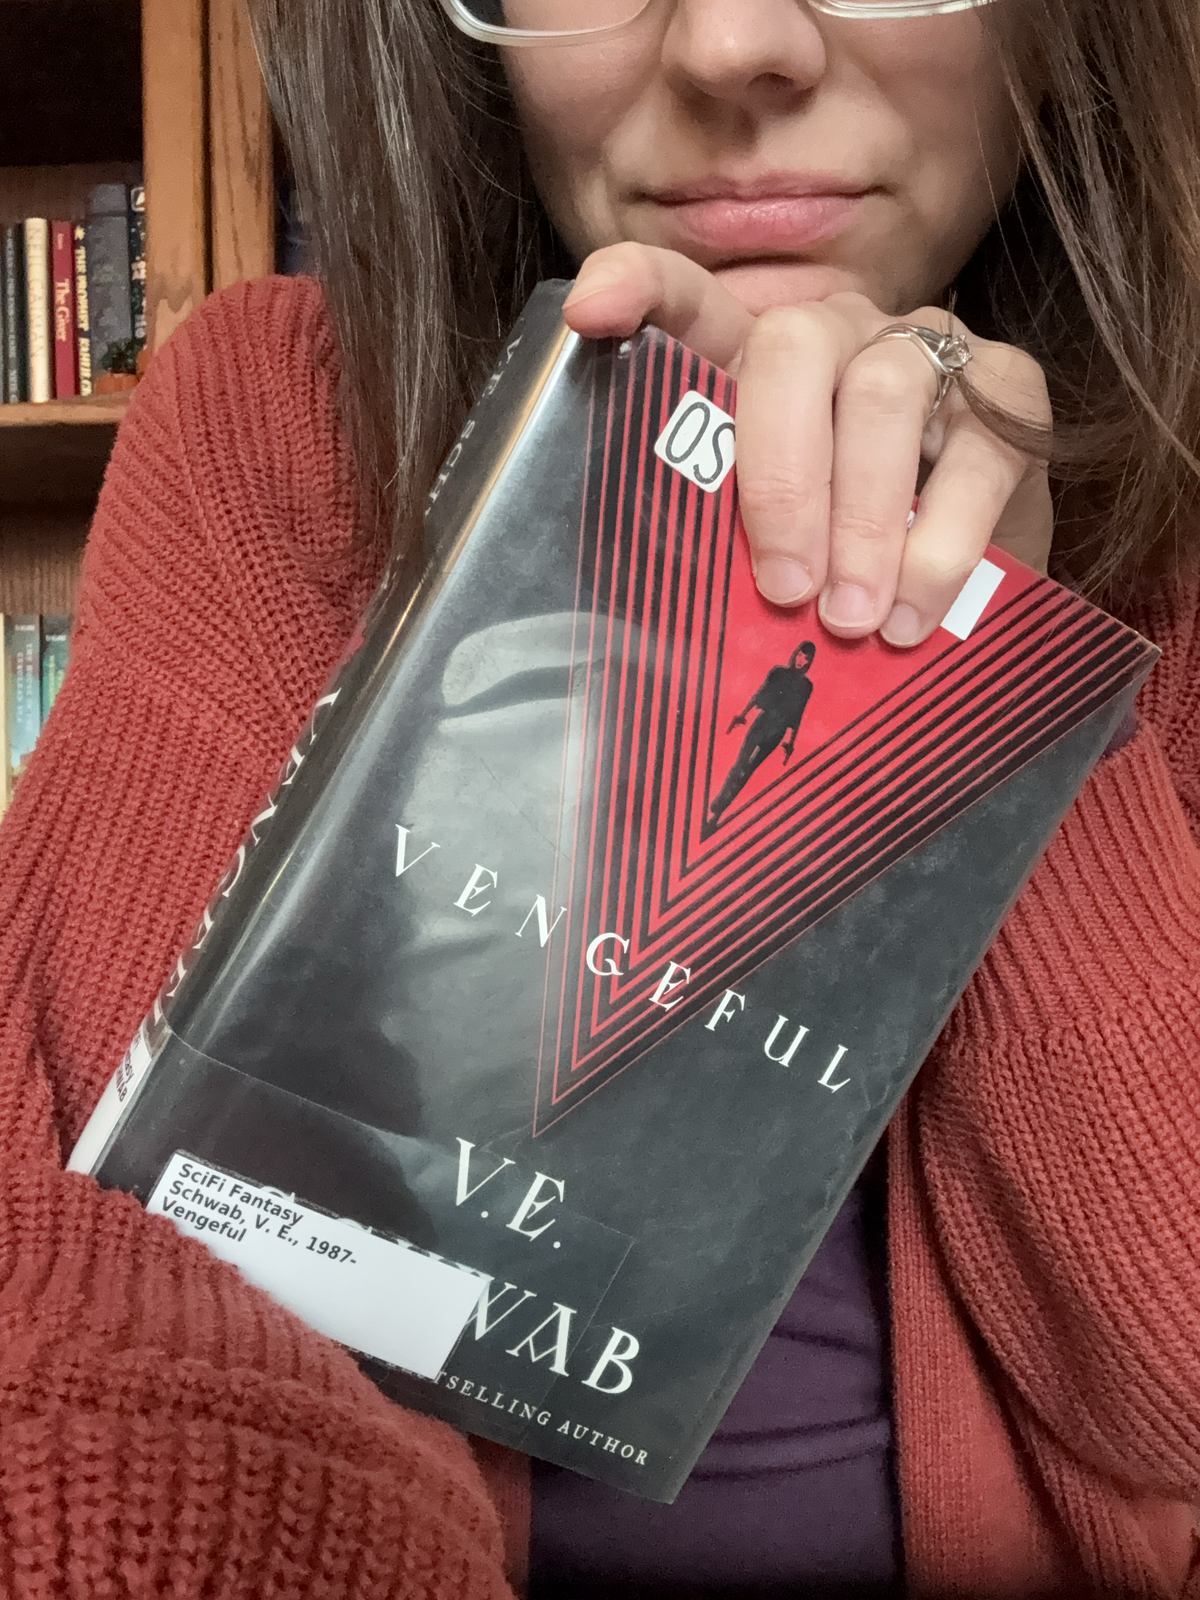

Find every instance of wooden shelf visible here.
[0,396,132,429]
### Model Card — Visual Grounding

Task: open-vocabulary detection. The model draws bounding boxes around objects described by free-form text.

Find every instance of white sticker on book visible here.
[148,1152,488,1379]
[940,558,1005,640]
[654,392,736,493]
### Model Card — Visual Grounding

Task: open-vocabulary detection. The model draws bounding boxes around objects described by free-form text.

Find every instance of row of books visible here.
[1,183,146,404]
[2,615,70,814]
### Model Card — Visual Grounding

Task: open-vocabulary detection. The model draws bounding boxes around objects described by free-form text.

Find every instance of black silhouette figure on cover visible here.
[709,641,817,823]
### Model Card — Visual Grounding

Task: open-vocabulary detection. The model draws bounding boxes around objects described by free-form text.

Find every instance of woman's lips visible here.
[645,193,865,257]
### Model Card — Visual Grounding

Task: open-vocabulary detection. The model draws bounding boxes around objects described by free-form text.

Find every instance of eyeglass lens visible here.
[457,0,649,30]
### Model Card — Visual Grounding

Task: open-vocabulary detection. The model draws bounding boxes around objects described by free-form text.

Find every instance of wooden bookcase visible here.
[0,0,275,616]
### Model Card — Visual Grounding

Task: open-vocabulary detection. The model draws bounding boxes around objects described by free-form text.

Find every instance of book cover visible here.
[74,224,92,397]
[84,184,132,379]
[40,615,70,724]
[24,218,52,404]
[3,224,27,404]
[5,615,41,789]
[68,284,1159,1503]
[128,183,146,349]
[51,222,77,399]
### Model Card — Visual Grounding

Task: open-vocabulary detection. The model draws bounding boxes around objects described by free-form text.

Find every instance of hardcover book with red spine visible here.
[68,283,1157,1502]
[51,221,77,399]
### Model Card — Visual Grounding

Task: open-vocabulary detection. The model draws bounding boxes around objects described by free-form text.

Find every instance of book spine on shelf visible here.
[40,616,71,725]
[74,225,92,398]
[85,186,132,382]
[51,222,78,400]
[3,225,27,404]
[0,243,6,404]
[128,184,147,349]
[0,615,7,814]
[4,616,40,792]
[24,219,52,405]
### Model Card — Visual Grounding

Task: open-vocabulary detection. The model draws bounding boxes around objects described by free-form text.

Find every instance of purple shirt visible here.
[530,1165,900,1597]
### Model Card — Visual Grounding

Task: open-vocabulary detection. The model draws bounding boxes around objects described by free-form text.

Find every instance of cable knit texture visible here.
[1,274,1198,1598]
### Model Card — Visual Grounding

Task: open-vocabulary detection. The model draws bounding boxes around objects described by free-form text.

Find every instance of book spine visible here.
[0,614,7,814]
[128,184,146,349]
[3,226,27,403]
[0,239,6,404]
[51,223,77,400]
[5,614,40,784]
[85,186,132,380]
[40,615,70,724]
[74,225,92,397]
[24,220,52,405]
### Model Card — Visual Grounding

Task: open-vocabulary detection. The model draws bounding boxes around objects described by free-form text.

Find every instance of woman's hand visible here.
[562,244,1053,648]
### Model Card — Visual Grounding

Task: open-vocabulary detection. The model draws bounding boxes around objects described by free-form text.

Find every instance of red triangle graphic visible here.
[532,329,1148,1133]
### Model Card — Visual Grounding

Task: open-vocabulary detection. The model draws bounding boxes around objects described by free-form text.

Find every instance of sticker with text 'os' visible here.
[939,558,1005,640]
[654,393,736,493]
[148,1151,487,1378]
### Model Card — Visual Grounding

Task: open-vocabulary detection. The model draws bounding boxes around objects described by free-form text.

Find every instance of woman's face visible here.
[503,0,1023,316]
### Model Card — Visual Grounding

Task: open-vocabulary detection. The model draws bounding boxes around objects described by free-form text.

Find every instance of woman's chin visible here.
[711,259,869,313]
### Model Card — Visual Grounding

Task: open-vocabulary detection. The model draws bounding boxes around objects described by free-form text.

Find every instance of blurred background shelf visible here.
[0,0,274,615]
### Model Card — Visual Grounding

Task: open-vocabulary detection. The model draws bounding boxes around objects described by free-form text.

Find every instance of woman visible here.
[1,0,1198,1594]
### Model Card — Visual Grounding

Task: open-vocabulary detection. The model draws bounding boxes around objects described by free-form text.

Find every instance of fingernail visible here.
[755,556,814,606]
[820,582,875,629]
[562,271,621,310]
[881,603,923,647]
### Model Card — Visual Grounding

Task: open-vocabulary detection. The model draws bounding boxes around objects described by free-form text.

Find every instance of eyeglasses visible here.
[439,0,997,45]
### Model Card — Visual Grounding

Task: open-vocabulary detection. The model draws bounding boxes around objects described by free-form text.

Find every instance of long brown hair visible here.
[251,0,1200,605]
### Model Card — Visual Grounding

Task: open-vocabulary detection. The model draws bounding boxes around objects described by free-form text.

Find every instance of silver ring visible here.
[863,323,972,418]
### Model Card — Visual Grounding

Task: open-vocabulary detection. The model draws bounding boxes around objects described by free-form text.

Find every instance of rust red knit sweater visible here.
[3,276,1199,1599]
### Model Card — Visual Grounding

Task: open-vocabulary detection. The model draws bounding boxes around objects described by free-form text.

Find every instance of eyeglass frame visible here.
[438,0,999,46]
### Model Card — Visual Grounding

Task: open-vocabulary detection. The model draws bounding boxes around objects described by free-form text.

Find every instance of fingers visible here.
[562,243,754,372]
[879,408,1032,647]
[820,334,941,631]
[734,295,886,606]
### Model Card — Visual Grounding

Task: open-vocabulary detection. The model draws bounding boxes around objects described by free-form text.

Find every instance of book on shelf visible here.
[24,219,52,405]
[3,225,27,404]
[51,222,78,400]
[85,184,133,385]
[40,615,70,724]
[66,284,1158,1503]
[5,616,41,791]
[0,615,74,816]
[0,186,145,405]
[74,224,92,398]
[128,184,146,349]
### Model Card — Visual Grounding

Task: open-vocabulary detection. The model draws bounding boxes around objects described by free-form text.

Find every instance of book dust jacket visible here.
[70,283,1157,1502]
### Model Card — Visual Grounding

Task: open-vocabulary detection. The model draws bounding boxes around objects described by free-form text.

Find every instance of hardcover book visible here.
[128,183,146,349]
[40,614,70,724]
[69,283,1158,1503]
[84,184,132,378]
[5,614,41,786]
[3,224,27,404]
[24,218,52,405]
[51,222,78,399]
[73,224,92,397]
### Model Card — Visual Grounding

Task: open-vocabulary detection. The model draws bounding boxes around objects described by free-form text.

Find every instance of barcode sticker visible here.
[654,392,736,492]
[148,1152,487,1378]
[940,558,1005,640]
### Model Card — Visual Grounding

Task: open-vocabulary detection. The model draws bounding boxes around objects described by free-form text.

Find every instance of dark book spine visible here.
[0,240,6,404]
[24,219,52,404]
[85,185,132,380]
[74,225,92,398]
[51,222,78,399]
[128,184,146,349]
[3,225,27,403]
